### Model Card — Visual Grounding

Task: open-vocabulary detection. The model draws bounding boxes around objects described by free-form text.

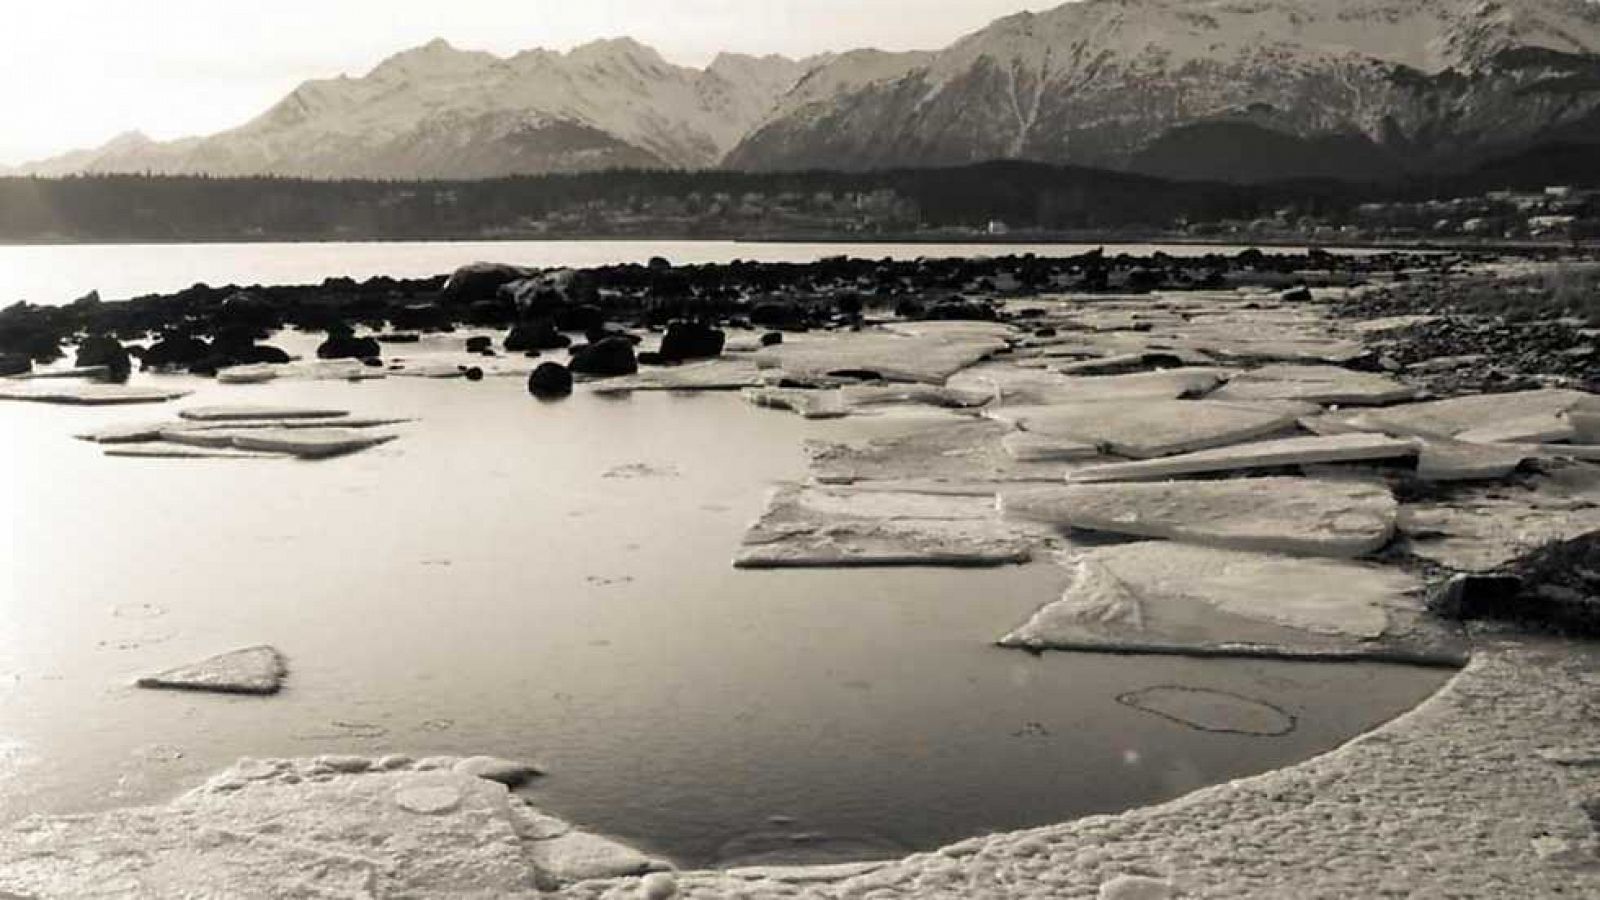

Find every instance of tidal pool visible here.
[0,363,1452,869]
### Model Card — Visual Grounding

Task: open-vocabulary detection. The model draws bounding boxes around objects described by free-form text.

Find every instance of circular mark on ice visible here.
[112,603,167,620]
[293,720,391,741]
[1116,685,1297,737]
[395,783,462,815]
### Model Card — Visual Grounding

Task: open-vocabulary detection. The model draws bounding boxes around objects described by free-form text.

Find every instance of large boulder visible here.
[317,330,382,361]
[569,337,637,377]
[442,263,533,304]
[504,320,571,352]
[141,332,211,371]
[74,334,132,380]
[658,322,725,363]
[0,352,31,376]
[527,363,574,398]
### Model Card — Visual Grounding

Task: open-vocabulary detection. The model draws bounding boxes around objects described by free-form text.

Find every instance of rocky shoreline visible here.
[3,248,1599,897]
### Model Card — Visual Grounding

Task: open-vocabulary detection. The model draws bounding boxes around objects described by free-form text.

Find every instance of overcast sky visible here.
[0,0,1064,165]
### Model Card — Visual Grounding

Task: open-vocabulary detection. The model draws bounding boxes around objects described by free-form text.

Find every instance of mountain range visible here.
[12,0,1600,184]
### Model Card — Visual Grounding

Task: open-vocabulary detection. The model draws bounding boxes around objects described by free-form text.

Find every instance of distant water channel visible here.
[0,349,1451,868]
[0,239,1358,307]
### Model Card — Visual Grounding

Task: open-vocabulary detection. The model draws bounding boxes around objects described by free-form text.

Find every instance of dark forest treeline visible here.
[0,162,1352,242]
[0,154,1593,243]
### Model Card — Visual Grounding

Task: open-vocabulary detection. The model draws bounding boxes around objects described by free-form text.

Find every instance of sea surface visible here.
[0,327,1452,868]
[0,239,1356,307]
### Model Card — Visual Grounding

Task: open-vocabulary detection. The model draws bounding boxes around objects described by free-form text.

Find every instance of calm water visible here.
[0,239,1348,306]
[0,333,1451,868]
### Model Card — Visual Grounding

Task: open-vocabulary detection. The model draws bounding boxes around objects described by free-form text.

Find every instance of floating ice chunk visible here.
[1416,439,1534,482]
[136,646,287,695]
[1209,364,1418,406]
[1069,433,1419,482]
[1000,431,1100,463]
[105,445,287,460]
[991,400,1299,459]
[743,387,849,419]
[1352,389,1600,439]
[1000,542,1459,663]
[216,365,281,384]
[0,383,189,405]
[735,484,1033,568]
[755,329,1007,384]
[525,829,671,884]
[590,359,763,394]
[1004,477,1398,558]
[1456,413,1577,446]
[178,405,349,422]
[228,428,398,459]
[808,418,1069,484]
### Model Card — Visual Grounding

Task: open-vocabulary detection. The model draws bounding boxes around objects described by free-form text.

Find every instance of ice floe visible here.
[990,400,1299,459]
[808,418,1070,485]
[1068,433,1419,482]
[0,383,190,405]
[1003,477,1398,558]
[735,484,1034,568]
[999,543,1462,664]
[1208,364,1418,407]
[135,646,287,695]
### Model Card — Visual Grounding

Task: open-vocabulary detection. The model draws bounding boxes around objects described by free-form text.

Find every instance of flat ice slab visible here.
[104,445,288,460]
[178,405,350,422]
[1069,433,1419,482]
[590,359,763,394]
[951,367,1225,407]
[754,329,1008,384]
[0,755,667,895]
[743,387,850,419]
[735,484,1033,568]
[999,543,1461,664]
[990,400,1298,459]
[1352,389,1600,439]
[1209,364,1418,406]
[1416,439,1535,482]
[229,428,398,459]
[135,646,287,695]
[0,383,189,405]
[1003,477,1398,558]
[808,418,1071,485]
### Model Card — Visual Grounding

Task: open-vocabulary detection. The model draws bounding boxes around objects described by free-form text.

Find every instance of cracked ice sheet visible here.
[807,417,1079,487]
[1349,389,1600,440]
[948,364,1227,408]
[753,329,1008,385]
[734,483,1037,568]
[1400,463,1600,571]
[1208,364,1419,407]
[1002,477,1399,559]
[988,399,1300,459]
[999,542,1464,665]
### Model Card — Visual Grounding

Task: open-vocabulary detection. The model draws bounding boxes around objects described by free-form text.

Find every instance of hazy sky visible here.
[0,0,1064,165]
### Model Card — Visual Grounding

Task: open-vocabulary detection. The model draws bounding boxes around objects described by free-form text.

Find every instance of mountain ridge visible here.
[17,0,1600,183]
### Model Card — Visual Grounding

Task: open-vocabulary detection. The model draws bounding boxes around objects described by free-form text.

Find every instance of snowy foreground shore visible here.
[3,261,1599,897]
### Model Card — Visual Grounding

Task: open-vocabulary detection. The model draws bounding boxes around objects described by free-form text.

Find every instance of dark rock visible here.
[527,362,574,397]
[317,333,382,360]
[74,334,132,380]
[462,366,485,382]
[0,352,31,376]
[389,304,451,332]
[377,333,422,344]
[925,300,997,322]
[1033,327,1058,338]
[659,322,725,362]
[505,320,570,352]
[585,325,638,346]
[441,262,533,304]
[553,304,604,333]
[760,332,784,347]
[141,332,211,370]
[1281,286,1314,303]
[465,336,493,353]
[570,336,638,377]
[637,351,666,366]
[1427,574,1525,621]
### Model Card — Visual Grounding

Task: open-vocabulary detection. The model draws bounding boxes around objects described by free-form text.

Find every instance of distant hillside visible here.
[3,148,1599,245]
